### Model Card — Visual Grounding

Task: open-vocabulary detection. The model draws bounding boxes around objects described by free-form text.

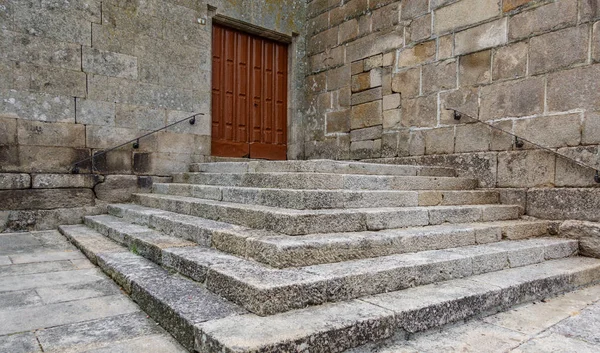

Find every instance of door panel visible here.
[212,24,288,160]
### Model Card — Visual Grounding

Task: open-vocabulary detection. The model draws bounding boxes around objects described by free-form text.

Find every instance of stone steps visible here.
[151,183,500,209]
[55,223,600,353]
[107,203,554,268]
[196,257,600,353]
[82,214,578,316]
[172,172,479,190]
[189,160,456,177]
[57,224,245,351]
[131,193,521,235]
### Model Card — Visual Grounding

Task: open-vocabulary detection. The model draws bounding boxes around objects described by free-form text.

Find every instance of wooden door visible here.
[211,24,288,160]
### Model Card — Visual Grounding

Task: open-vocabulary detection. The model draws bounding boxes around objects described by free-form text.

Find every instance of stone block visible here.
[560,220,600,258]
[513,114,581,149]
[116,104,166,131]
[0,59,13,90]
[490,120,514,151]
[0,89,75,123]
[351,100,383,129]
[31,174,102,189]
[401,0,429,20]
[440,87,479,123]
[401,95,437,128]
[351,125,383,141]
[547,65,600,112]
[14,63,87,97]
[351,69,382,92]
[18,146,90,173]
[424,127,455,155]
[422,59,457,94]
[408,14,432,42]
[0,189,95,210]
[94,175,139,203]
[364,55,383,71]
[492,41,527,81]
[508,0,578,40]
[459,50,491,86]
[454,123,491,153]
[338,19,358,44]
[434,0,500,34]
[351,87,382,106]
[554,145,600,187]
[397,40,436,68]
[480,77,544,120]
[391,68,420,97]
[0,30,81,71]
[502,0,535,12]
[76,99,116,127]
[327,65,351,91]
[583,111,600,145]
[326,110,351,133]
[351,60,364,76]
[350,140,375,159]
[86,125,157,151]
[13,3,92,45]
[17,120,85,148]
[0,116,17,145]
[383,109,402,130]
[409,130,426,155]
[347,31,401,65]
[528,188,600,222]
[382,94,400,111]
[308,27,338,55]
[438,34,454,60]
[455,19,507,55]
[91,24,136,57]
[82,47,138,79]
[529,25,589,75]
[0,173,30,190]
[497,150,556,187]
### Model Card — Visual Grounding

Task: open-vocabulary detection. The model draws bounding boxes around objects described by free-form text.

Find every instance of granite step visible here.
[108,203,555,268]
[131,193,521,235]
[172,172,478,190]
[79,215,579,316]
[189,160,456,177]
[195,257,600,353]
[57,224,246,351]
[151,183,500,209]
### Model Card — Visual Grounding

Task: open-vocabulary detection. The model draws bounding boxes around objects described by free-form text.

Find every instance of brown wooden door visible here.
[211,24,288,160]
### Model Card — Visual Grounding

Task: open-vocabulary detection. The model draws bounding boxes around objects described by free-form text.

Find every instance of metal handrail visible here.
[451,109,600,183]
[70,113,204,174]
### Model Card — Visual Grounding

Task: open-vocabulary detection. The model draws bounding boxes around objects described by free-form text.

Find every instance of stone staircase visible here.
[57,160,600,352]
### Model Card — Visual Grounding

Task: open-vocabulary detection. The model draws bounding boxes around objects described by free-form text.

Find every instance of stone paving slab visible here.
[0,231,187,353]
[348,284,600,352]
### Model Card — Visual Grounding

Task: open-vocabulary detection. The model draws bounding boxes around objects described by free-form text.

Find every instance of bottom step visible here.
[59,224,600,353]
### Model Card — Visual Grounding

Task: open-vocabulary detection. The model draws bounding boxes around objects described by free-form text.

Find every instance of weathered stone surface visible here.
[351,126,383,141]
[0,89,75,123]
[391,68,420,97]
[0,189,95,210]
[17,119,85,148]
[423,127,455,155]
[351,69,382,92]
[454,123,491,153]
[93,175,138,203]
[528,188,600,223]
[455,19,507,55]
[440,87,479,122]
[397,40,436,68]
[508,0,578,40]
[82,47,138,79]
[351,87,382,106]
[401,95,437,128]
[434,0,500,34]
[547,64,600,112]
[351,100,382,129]
[480,77,544,120]
[408,13,432,42]
[459,50,491,86]
[492,41,527,81]
[346,31,404,62]
[560,220,600,258]
[513,114,581,148]
[14,63,87,97]
[497,150,555,188]
[0,332,41,353]
[529,25,588,75]
[422,59,457,94]
[503,0,535,12]
[76,99,116,126]
[0,173,30,190]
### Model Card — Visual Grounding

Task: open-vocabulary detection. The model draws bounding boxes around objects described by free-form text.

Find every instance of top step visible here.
[189,160,456,177]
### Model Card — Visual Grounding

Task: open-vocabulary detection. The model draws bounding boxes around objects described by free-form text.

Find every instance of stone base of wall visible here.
[0,204,107,233]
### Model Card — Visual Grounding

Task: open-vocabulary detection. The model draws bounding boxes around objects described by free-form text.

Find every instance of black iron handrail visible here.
[451,109,600,183]
[70,113,204,174]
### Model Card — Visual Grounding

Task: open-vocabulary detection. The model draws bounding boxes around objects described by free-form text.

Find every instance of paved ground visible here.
[0,230,186,353]
[2,230,600,353]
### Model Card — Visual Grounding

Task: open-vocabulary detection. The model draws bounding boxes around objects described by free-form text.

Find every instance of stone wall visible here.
[0,0,306,204]
[304,0,600,220]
